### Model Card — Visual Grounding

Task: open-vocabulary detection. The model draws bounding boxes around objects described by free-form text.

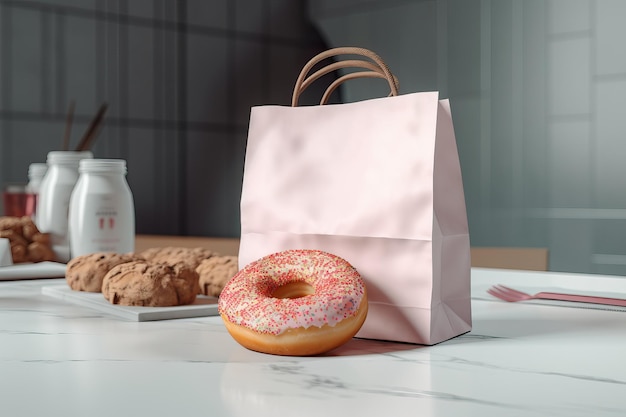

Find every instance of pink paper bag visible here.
[238,47,471,345]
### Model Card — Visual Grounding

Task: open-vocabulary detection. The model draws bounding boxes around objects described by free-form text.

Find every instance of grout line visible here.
[591,254,626,266]
[527,208,626,220]
[54,13,65,115]
[0,4,10,111]
[155,0,170,233]
[436,0,448,97]
[40,9,51,114]
[153,0,165,223]
[227,0,236,125]
[511,1,524,216]
[544,0,552,210]
[0,0,318,47]
[309,0,423,20]
[479,0,492,227]
[102,0,117,155]
[95,0,105,112]
[160,0,178,233]
[1,4,12,180]
[118,0,129,159]
[0,109,249,133]
[262,0,270,102]
[0,4,3,183]
[589,0,597,211]
[546,30,592,42]
[153,0,163,125]
[176,0,188,234]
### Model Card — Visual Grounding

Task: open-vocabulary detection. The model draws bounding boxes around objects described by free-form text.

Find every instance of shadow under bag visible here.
[238,47,471,345]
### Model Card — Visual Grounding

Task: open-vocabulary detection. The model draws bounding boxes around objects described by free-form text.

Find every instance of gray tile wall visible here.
[0,0,330,237]
[9,0,623,276]
[310,0,626,276]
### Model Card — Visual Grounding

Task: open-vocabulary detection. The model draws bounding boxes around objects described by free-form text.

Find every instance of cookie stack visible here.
[0,216,55,263]
[65,247,238,307]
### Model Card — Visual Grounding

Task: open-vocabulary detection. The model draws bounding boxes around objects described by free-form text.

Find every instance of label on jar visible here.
[70,193,134,256]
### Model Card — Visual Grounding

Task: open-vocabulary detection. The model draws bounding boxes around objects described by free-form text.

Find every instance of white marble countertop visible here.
[2,268,626,417]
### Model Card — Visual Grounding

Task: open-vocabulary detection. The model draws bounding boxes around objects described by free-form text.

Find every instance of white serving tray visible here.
[0,238,11,266]
[0,262,67,280]
[42,284,220,321]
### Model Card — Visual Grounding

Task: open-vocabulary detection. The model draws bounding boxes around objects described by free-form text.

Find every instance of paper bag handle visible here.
[292,47,399,107]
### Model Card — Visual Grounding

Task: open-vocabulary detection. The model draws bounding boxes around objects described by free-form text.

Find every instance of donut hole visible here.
[271,281,314,299]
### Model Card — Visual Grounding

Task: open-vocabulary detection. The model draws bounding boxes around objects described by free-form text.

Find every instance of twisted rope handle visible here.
[292,47,399,107]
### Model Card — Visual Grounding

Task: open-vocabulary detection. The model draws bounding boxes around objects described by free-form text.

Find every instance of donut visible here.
[218,249,367,356]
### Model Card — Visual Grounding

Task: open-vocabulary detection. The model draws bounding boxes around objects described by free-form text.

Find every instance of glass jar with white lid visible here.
[68,159,135,258]
[37,151,93,262]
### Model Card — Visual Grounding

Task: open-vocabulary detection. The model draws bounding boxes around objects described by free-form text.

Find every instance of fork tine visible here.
[495,285,528,298]
[487,287,503,297]
[487,286,516,302]
[487,289,503,300]
[489,286,509,296]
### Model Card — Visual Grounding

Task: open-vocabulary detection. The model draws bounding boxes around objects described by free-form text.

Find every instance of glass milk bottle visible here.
[37,151,93,262]
[69,159,135,258]
[24,162,48,219]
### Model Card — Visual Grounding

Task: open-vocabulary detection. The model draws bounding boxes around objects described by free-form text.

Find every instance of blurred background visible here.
[1,0,625,277]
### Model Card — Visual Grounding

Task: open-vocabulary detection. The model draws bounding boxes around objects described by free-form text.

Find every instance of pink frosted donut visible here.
[218,249,368,356]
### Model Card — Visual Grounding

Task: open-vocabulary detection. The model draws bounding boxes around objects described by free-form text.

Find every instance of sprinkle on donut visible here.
[218,249,366,336]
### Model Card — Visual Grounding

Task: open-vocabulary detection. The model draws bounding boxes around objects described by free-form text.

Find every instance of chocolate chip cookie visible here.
[0,216,55,263]
[139,246,215,269]
[197,255,238,297]
[102,261,199,307]
[66,252,139,292]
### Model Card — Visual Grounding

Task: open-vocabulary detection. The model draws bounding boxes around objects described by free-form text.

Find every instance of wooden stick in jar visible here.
[75,102,108,152]
[62,100,75,151]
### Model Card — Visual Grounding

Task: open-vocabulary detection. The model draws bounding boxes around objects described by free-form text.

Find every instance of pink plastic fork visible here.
[487,284,626,307]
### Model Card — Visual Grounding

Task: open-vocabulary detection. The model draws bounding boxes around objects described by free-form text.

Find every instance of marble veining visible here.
[2,271,626,417]
[442,354,626,385]
[257,359,535,414]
